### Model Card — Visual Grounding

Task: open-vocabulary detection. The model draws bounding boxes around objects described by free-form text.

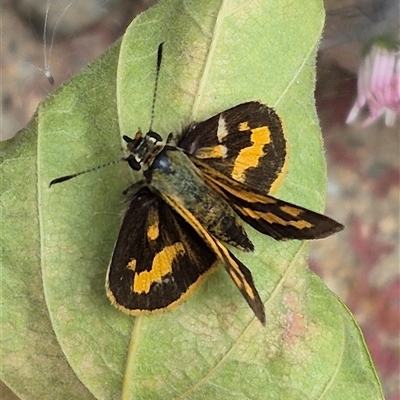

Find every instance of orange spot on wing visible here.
[133,243,185,294]
[232,126,271,182]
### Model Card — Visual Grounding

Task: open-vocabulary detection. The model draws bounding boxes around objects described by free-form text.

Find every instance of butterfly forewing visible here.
[157,192,266,324]
[180,101,287,194]
[202,174,344,240]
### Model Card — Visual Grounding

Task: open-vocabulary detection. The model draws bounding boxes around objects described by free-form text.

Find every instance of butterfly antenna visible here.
[51,43,165,187]
[49,158,125,187]
[148,42,164,133]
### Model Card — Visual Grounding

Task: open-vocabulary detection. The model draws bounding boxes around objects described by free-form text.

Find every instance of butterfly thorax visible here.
[147,147,254,252]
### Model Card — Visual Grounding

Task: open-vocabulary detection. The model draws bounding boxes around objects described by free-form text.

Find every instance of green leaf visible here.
[1,118,96,399]
[1,0,383,399]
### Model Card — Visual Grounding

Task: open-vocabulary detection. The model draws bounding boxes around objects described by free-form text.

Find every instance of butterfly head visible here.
[123,130,165,171]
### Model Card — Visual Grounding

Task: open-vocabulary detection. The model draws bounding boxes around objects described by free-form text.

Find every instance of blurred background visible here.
[1,0,399,399]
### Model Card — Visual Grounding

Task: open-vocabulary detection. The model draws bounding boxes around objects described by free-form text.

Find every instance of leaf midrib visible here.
[190,0,227,123]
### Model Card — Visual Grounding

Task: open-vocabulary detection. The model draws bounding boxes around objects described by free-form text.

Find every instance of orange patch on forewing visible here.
[236,268,256,300]
[280,205,303,217]
[196,145,227,159]
[228,266,243,289]
[147,221,159,241]
[232,126,271,182]
[233,272,255,300]
[241,207,262,221]
[263,212,312,229]
[292,220,313,229]
[238,121,250,131]
[208,175,276,205]
[133,242,185,294]
[219,246,256,301]
[127,259,137,271]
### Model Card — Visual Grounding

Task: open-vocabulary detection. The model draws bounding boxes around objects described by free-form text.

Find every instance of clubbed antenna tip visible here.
[148,42,165,133]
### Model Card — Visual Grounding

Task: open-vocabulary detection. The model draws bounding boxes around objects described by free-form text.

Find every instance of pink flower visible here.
[347,39,400,127]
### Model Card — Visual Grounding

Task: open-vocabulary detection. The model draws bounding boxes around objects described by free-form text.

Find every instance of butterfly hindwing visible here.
[106,188,217,313]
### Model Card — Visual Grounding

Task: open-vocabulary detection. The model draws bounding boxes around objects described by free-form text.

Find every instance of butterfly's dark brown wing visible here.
[204,174,344,240]
[179,101,288,195]
[179,101,343,240]
[158,191,266,324]
[106,188,217,313]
